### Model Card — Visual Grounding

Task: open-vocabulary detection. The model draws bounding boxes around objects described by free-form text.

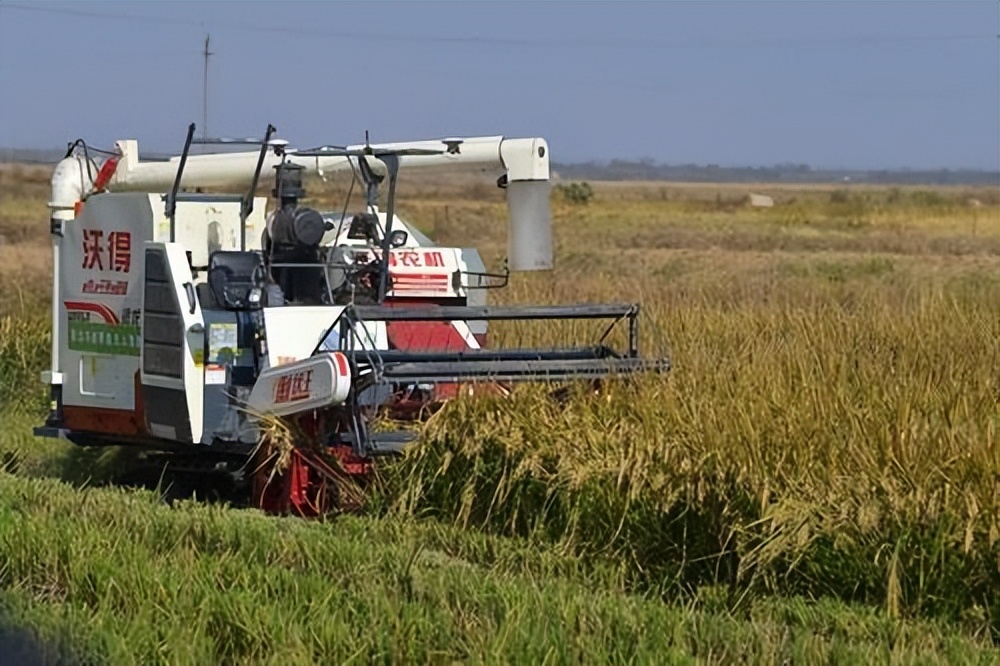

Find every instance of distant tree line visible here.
[553,159,1000,186]
[2,147,996,186]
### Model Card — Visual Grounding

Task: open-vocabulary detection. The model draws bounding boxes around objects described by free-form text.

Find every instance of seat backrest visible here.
[196,282,219,309]
[207,251,264,310]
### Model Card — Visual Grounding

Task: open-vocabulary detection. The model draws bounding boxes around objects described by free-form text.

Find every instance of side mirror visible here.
[389,230,408,248]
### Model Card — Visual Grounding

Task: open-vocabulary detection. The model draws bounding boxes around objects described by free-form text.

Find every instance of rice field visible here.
[0,163,997,664]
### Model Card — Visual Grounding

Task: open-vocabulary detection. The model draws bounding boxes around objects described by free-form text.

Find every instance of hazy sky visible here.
[0,1,997,169]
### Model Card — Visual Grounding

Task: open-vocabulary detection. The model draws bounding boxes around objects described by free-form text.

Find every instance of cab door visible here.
[139,243,205,443]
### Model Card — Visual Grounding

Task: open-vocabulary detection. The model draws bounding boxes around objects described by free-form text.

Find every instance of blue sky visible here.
[0,1,997,169]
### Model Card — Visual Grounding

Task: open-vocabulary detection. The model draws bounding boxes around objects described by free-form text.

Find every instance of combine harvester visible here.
[35,123,669,515]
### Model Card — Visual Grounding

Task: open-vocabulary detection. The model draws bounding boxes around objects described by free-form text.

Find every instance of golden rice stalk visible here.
[248,410,365,511]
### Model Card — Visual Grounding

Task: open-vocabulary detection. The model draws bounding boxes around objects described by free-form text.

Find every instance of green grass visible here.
[0,263,50,415]
[1,471,997,666]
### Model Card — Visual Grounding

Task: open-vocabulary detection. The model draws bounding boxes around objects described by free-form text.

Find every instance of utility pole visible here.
[202,34,212,142]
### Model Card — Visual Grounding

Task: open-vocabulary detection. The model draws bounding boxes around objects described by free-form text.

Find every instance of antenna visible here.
[166,123,197,241]
[202,34,213,142]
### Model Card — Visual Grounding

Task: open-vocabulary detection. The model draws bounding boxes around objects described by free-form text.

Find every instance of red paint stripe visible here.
[64,301,120,324]
[393,275,449,279]
[332,351,349,377]
[98,304,119,324]
[391,272,449,277]
[391,282,448,287]
[386,321,474,352]
[392,283,448,287]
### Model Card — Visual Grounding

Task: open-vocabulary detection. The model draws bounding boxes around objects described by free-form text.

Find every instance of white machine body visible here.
[56,194,264,440]
[43,133,550,446]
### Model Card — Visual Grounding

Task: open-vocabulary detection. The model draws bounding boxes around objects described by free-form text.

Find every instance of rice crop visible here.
[382,282,998,630]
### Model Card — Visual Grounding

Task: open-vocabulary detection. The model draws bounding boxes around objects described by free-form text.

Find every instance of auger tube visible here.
[102,136,546,191]
[102,134,553,270]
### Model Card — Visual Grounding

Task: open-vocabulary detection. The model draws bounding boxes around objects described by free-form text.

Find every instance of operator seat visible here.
[206,251,266,310]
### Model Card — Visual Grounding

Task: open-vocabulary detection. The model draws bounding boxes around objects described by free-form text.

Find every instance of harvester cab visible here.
[35,123,669,515]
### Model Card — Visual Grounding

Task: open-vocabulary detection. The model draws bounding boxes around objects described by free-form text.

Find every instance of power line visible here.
[0,2,533,46]
[0,2,204,32]
[203,34,212,142]
[0,1,994,51]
